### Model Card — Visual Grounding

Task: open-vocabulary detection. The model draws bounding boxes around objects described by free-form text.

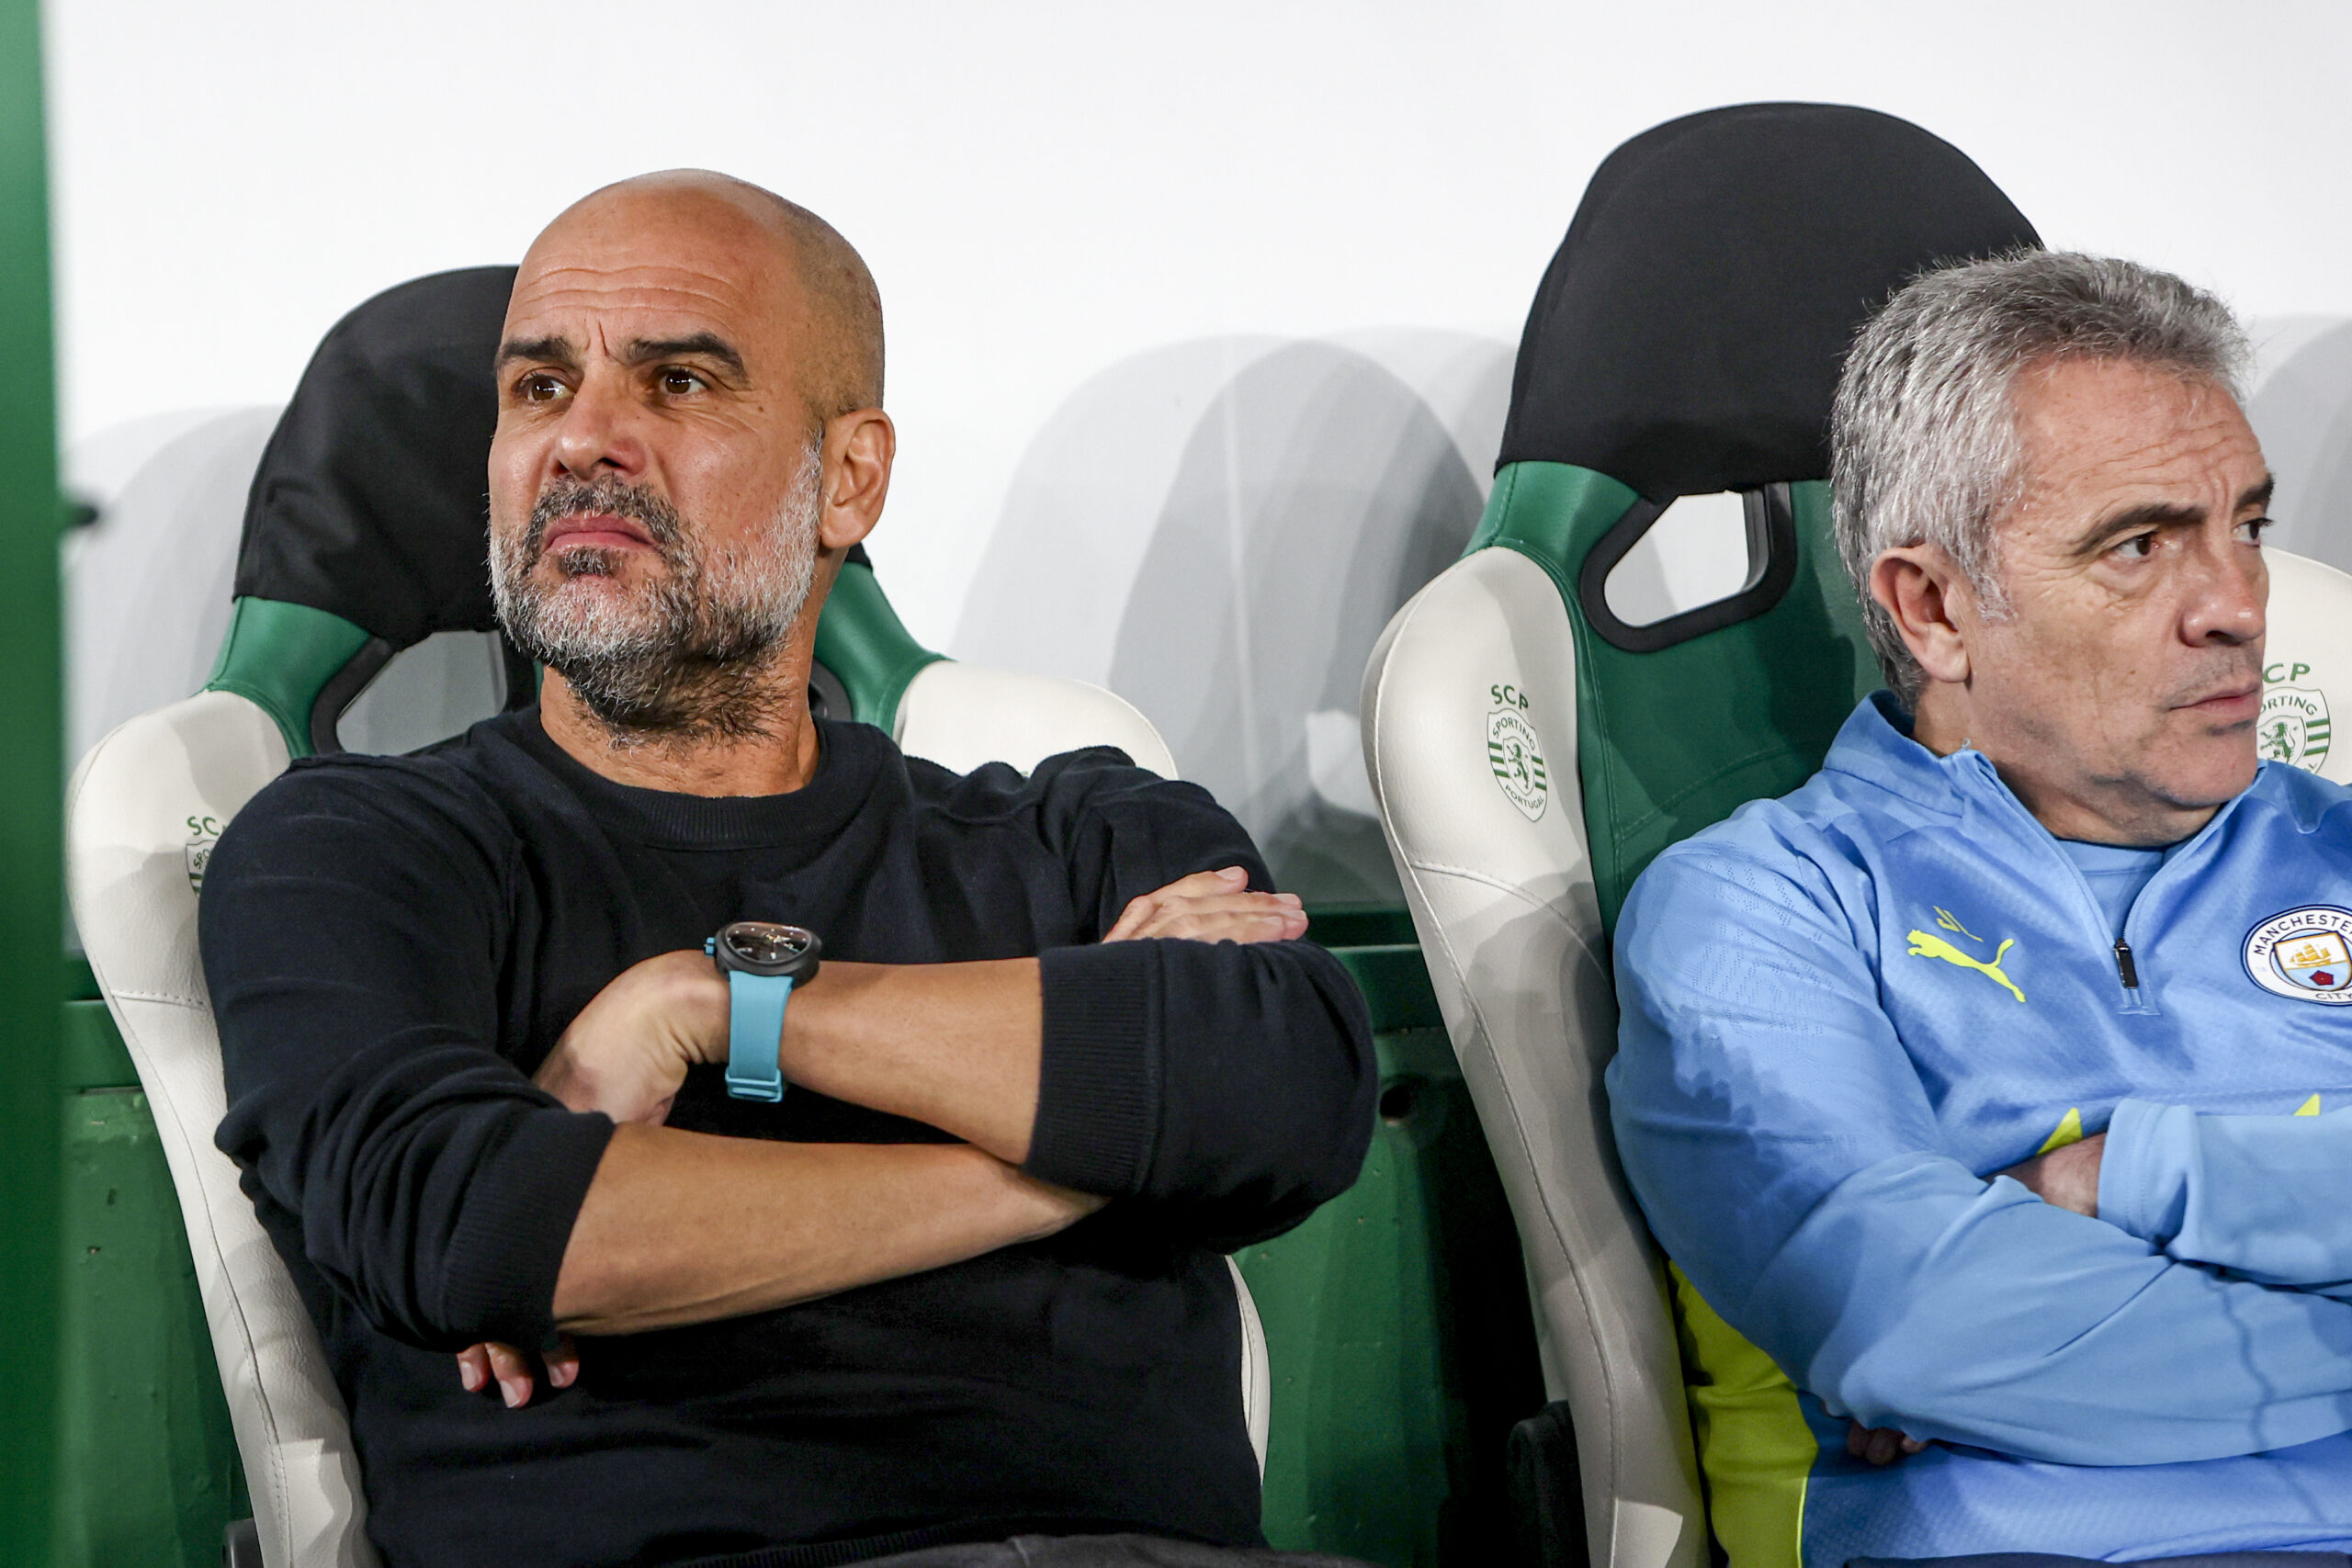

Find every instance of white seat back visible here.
[68,690,379,1568]
[1363,547,1703,1568]
[896,660,1179,778]
[2258,548,2352,786]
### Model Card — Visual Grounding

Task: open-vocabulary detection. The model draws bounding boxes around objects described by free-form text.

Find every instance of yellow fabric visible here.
[1670,1262,1815,1568]
[2299,1093,2324,1116]
[2037,1108,2084,1154]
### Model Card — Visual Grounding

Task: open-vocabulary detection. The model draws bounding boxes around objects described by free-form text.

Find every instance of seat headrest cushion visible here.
[1497,102,2041,499]
[235,266,519,650]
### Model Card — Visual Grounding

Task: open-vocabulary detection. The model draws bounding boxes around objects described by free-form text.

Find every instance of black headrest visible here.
[235,265,869,652]
[237,266,518,649]
[1497,102,2041,499]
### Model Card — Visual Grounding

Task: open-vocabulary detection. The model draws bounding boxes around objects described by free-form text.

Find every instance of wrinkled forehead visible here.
[2006,360,2269,526]
[504,201,803,363]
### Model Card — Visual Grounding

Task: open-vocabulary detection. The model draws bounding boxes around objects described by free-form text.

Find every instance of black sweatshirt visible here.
[201,712,1375,1568]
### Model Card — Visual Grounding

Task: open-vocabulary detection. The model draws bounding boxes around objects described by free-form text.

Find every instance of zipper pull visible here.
[2114,939,2140,989]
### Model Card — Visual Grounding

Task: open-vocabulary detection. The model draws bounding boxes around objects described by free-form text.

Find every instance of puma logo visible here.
[1906,929,2027,1003]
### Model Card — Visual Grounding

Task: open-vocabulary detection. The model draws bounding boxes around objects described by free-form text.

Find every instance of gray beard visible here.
[489,452,821,742]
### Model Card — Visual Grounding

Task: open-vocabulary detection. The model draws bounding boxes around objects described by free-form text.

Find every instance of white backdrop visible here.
[44,0,2352,897]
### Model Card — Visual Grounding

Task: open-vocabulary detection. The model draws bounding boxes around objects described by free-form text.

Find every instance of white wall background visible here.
[44,0,2352,897]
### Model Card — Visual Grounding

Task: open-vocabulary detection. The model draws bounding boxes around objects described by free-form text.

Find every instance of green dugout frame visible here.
[0,0,65,1558]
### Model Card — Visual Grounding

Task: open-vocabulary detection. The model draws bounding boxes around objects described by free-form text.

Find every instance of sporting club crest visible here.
[184,814,220,895]
[2245,906,2352,1004]
[2259,685,2333,774]
[1486,692,1548,822]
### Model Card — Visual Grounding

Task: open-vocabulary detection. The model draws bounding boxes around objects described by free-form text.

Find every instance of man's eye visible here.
[518,373,567,404]
[2238,514,2274,546]
[2113,532,2157,560]
[660,367,705,395]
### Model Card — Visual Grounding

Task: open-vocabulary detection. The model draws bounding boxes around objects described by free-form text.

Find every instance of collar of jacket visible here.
[1818,690,2268,853]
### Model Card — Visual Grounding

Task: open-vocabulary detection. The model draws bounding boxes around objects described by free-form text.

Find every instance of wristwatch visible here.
[704,921,823,1102]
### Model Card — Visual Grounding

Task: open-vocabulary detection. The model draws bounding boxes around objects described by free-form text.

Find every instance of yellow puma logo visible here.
[1934,907,1982,942]
[1906,929,2027,1003]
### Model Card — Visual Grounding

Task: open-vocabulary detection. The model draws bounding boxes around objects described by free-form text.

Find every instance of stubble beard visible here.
[490,447,822,744]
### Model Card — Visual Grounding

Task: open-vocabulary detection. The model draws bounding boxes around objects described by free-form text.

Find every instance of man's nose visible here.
[550,370,649,481]
[2183,532,2267,647]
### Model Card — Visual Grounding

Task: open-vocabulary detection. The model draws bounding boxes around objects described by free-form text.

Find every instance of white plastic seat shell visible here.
[893,660,1180,779]
[2259,550,2352,787]
[69,689,379,1568]
[68,669,1260,1568]
[1362,545,1703,1568]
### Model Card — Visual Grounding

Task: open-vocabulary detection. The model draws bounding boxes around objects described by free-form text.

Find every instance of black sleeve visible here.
[202,761,613,1352]
[1018,750,1377,1248]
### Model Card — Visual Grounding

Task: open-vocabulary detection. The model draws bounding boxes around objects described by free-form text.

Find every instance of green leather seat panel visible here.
[212,558,947,760]
[1471,461,1879,931]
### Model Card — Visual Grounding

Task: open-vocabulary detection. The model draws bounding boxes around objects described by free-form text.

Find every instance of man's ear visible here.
[817,408,895,553]
[1870,544,1975,686]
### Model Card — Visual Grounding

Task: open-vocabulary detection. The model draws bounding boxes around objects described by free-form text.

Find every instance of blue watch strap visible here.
[721,969,795,1102]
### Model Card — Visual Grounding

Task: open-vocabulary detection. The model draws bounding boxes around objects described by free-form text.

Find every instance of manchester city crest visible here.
[2245,906,2352,1004]
[2259,685,2333,774]
[1486,705,1548,822]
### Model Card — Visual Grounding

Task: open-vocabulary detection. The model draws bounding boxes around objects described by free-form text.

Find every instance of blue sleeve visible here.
[1607,838,2352,1465]
[2101,1099,2352,1296]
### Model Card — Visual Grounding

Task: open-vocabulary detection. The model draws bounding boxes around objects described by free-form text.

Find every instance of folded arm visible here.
[535,865,1331,1336]
[1608,842,2352,1467]
[2096,1100,2352,1294]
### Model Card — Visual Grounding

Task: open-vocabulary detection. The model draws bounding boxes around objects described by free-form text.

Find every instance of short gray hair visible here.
[1829,250,2251,707]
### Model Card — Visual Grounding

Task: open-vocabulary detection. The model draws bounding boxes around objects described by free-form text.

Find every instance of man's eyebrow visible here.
[494,333,579,369]
[2077,476,2279,553]
[2082,501,2204,548]
[625,332,747,379]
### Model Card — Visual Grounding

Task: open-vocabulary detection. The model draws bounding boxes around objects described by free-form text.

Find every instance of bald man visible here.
[202,173,1377,1568]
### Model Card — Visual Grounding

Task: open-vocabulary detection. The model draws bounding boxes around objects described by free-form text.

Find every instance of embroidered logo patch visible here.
[1903,906,2026,1002]
[2245,906,2352,1003]
[2259,685,2333,774]
[1485,689,1548,822]
[184,814,220,896]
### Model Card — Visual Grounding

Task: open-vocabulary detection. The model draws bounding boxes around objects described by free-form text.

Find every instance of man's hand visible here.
[1105,866,1306,943]
[532,950,726,1126]
[1996,1132,2106,1217]
[458,955,727,1406]
[457,1336,577,1409]
[1846,1420,1928,1466]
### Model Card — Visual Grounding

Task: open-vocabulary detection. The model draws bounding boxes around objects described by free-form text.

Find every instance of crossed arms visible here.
[204,761,1377,1398]
[461,871,1306,1403]
[1609,843,2352,1467]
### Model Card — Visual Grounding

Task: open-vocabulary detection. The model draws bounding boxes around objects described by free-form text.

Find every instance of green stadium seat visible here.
[1361,103,2044,1568]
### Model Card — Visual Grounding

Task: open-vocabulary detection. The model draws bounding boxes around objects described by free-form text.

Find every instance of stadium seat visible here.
[2257,551,2352,786]
[1361,104,2045,1568]
[64,268,1252,1568]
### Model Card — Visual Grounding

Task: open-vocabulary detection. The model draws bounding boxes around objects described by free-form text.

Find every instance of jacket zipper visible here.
[1958,752,2162,1013]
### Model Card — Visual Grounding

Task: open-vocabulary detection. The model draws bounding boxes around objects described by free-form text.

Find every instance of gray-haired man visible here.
[1609,250,2352,1568]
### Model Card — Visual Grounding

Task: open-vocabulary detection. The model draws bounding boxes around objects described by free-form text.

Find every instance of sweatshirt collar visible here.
[492,709,889,850]
[1819,690,2265,852]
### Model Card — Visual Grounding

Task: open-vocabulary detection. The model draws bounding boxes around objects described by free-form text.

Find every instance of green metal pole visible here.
[0,0,62,1558]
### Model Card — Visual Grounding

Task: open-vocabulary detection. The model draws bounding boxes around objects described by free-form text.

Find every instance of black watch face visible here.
[720,921,817,973]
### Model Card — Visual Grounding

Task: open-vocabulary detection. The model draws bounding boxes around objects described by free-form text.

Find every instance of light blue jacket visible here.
[1609,693,2352,1567]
